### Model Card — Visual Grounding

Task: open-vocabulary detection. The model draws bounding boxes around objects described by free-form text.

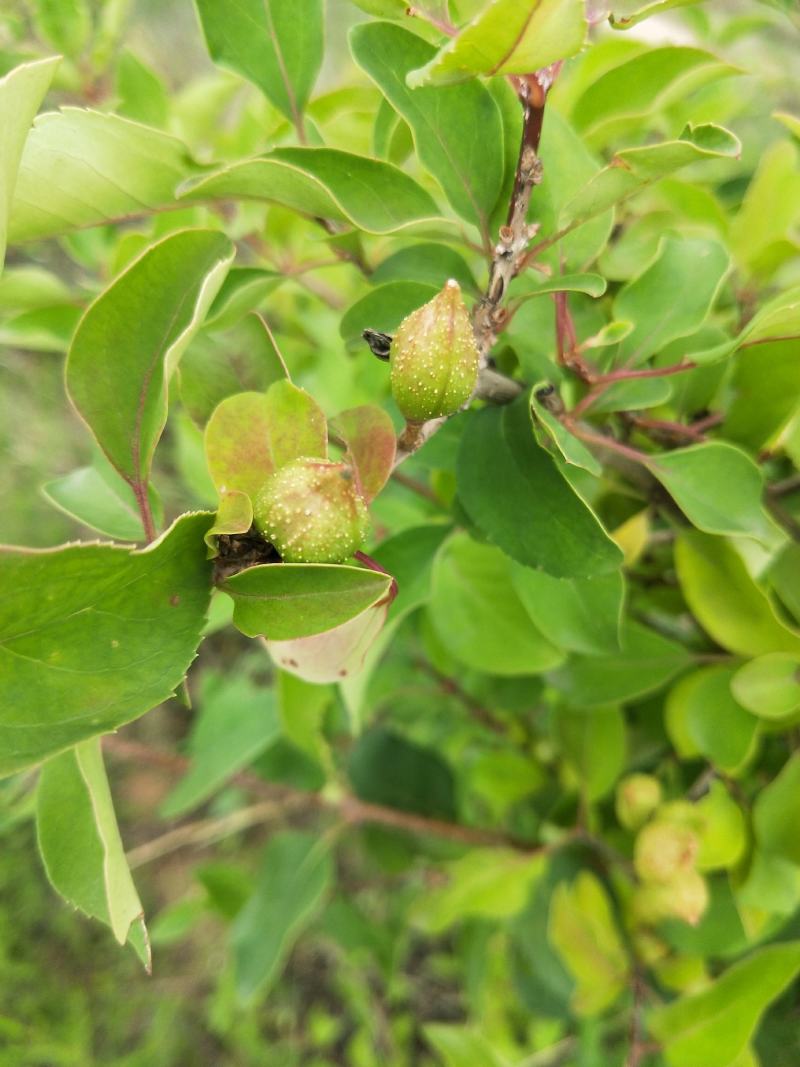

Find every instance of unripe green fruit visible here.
[254,457,369,564]
[634,820,699,884]
[390,279,480,422]
[633,869,709,927]
[616,773,663,830]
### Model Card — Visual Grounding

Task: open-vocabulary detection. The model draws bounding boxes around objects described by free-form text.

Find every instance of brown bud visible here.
[390,279,480,423]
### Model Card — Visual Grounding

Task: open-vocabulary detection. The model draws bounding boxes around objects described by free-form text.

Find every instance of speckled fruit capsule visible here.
[390,279,480,423]
[253,457,369,564]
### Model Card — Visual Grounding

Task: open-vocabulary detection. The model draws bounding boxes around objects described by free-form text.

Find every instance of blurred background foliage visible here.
[3,0,800,1065]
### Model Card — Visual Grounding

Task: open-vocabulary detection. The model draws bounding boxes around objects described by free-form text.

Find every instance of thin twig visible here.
[591,361,695,384]
[393,73,551,468]
[625,966,648,1067]
[769,473,800,498]
[103,735,554,854]
[473,74,548,367]
[126,799,290,868]
[390,469,442,505]
[564,421,651,466]
[622,414,708,445]
[416,660,507,734]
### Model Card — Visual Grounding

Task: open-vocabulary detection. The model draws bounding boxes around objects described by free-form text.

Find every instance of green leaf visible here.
[753,754,800,865]
[330,405,396,502]
[115,49,169,128]
[429,533,564,676]
[41,458,162,542]
[194,0,323,125]
[513,272,607,301]
[0,57,59,271]
[204,490,254,557]
[0,512,212,776]
[511,850,580,1017]
[695,782,747,872]
[646,442,784,549]
[775,111,800,140]
[424,1025,508,1067]
[675,531,800,657]
[265,596,390,683]
[730,141,800,279]
[549,620,690,706]
[548,872,629,1015]
[738,284,800,349]
[0,303,81,352]
[222,563,393,640]
[9,110,198,243]
[0,264,73,309]
[372,242,476,292]
[457,400,622,578]
[610,0,706,29]
[613,236,730,366]
[725,341,800,451]
[407,0,587,88]
[348,728,457,820]
[350,21,504,233]
[37,737,149,968]
[559,123,741,236]
[180,313,290,425]
[276,671,332,764]
[648,942,800,1067]
[204,267,284,331]
[571,47,738,144]
[66,230,234,492]
[529,110,615,271]
[232,831,333,1003]
[339,281,437,345]
[555,705,626,800]
[33,0,91,54]
[511,564,624,655]
[665,667,759,774]
[413,849,546,933]
[530,384,603,476]
[340,524,452,715]
[737,849,800,919]
[179,147,441,235]
[587,376,671,414]
[161,675,281,817]
[204,382,328,504]
[731,653,800,720]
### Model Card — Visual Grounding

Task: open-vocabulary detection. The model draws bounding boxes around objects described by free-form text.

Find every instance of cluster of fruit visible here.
[617,772,746,949]
[253,281,479,564]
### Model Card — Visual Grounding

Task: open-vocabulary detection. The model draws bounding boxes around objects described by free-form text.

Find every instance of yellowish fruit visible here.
[254,457,369,564]
[616,773,662,830]
[390,279,480,422]
[633,869,709,927]
[634,820,699,884]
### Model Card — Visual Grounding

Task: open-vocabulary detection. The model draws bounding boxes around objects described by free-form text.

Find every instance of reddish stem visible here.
[591,361,695,385]
[132,480,156,543]
[565,422,651,466]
